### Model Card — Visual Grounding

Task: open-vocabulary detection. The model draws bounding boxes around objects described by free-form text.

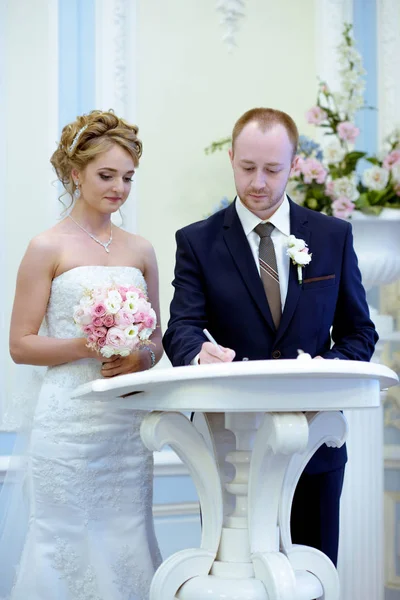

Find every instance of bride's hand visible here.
[100,349,152,378]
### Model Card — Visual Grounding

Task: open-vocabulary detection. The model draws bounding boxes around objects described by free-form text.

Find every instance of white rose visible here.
[287,234,306,251]
[288,249,312,266]
[362,166,389,191]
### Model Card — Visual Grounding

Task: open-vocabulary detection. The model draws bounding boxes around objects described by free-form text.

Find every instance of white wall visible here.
[136,0,318,337]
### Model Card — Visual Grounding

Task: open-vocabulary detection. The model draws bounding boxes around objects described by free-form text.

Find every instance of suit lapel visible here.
[275,201,311,343]
[223,201,276,332]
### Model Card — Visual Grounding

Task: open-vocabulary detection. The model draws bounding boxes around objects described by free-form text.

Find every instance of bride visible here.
[0,110,163,599]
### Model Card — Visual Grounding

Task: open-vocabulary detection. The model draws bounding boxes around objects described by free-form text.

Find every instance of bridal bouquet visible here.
[73,284,157,358]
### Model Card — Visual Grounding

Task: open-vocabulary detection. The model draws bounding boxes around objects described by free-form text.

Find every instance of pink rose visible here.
[97,336,107,347]
[337,121,360,144]
[102,314,115,327]
[301,158,328,184]
[93,326,107,338]
[383,150,400,170]
[332,196,355,219]
[143,315,156,329]
[87,333,98,345]
[306,106,328,125]
[93,316,103,327]
[83,324,94,335]
[114,310,134,327]
[92,302,107,318]
[105,327,129,348]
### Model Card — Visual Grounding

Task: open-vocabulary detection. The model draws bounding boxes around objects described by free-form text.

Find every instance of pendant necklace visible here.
[68,215,113,253]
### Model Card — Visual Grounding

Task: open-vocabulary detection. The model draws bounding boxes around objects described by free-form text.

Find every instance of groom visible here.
[162,107,378,566]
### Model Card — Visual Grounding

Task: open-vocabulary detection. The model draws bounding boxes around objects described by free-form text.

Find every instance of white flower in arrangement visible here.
[332,175,360,201]
[124,325,140,339]
[323,140,346,165]
[104,297,122,314]
[123,298,139,314]
[107,290,123,304]
[125,291,140,302]
[286,235,312,284]
[139,327,154,341]
[362,166,390,191]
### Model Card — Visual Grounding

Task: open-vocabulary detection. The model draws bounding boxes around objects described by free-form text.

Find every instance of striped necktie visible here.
[254,222,281,329]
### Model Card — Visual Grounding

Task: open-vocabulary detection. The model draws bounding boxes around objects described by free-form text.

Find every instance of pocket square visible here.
[303,274,335,284]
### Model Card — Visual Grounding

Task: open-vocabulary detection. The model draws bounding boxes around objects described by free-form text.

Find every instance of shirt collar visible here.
[235,194,291,237]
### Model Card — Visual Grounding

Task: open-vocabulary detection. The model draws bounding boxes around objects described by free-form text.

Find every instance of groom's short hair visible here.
[232,107,299,157]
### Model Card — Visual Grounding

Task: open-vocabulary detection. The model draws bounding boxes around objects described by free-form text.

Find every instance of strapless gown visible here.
[0,266,161,600]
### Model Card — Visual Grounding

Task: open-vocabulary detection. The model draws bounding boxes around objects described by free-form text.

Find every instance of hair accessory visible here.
[68,125,88,156]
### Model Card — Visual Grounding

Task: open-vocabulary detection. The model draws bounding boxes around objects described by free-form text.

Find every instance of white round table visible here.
[73,359,398,600]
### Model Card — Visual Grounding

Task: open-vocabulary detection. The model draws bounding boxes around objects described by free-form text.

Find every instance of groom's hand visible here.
[199,342,235,364]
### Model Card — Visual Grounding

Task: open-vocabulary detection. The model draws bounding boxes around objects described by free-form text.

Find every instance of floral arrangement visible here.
[206,24,400,219]
[286,235,312,284]
[73,284,157,358]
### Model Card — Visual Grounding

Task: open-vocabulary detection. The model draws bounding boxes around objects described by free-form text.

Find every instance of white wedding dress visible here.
[0,266,162,600]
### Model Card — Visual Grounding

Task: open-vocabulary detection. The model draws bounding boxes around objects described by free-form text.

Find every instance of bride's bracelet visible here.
[142,346,156,369]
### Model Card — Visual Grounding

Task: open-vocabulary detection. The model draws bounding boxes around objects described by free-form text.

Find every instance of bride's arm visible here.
[9,236,99,366]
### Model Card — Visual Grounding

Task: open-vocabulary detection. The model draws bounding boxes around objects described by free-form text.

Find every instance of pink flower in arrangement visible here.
[301,158,328,184]
[105,327,128,349]
[97,337,107,347]
[383,150,400,171]
[87,333,98,345]
[306,106,328,125]
[83,324,94,335]
[114,310,134,328]
[92,302,107,318]
[102,314,115,328]
[337,121,360,144]
[332,196,356,219]
[92,316,103,327]
[93,326,107,338]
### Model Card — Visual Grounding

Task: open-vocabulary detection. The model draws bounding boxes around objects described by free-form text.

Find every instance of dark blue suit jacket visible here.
[163,199,378,474]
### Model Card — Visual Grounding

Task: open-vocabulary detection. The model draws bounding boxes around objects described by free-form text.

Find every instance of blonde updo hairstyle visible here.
[50,110,143,209]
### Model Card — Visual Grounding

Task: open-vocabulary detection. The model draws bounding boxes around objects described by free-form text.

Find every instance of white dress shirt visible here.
[192,195,291,364]
[235,194,291,308]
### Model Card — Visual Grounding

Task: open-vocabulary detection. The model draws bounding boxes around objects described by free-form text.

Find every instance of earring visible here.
[73,181,81,200]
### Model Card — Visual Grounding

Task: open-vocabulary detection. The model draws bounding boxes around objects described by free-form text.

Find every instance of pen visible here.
[203,328,221,350]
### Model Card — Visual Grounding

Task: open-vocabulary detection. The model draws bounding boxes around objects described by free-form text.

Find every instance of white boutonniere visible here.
[286,235,312,284]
